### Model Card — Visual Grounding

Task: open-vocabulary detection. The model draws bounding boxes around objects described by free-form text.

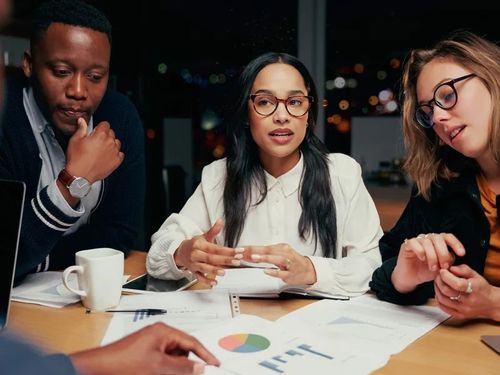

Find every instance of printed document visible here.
[277,293,449,356]
[193,314,387,375]
[101,290,239,345]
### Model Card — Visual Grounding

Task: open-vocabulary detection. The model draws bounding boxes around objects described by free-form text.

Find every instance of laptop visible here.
[0,179,25,329]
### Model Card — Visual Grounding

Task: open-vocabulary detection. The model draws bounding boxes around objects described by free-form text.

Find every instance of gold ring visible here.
[284,258,292,270]
[465,280,473,294]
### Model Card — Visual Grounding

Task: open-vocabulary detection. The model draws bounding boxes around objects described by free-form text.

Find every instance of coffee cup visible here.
[62,248,124,311]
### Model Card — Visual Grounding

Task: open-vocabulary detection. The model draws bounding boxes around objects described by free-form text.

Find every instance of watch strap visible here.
[57,168,75,187]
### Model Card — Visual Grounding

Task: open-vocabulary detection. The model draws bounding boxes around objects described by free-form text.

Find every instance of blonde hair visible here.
[401,31,500,200]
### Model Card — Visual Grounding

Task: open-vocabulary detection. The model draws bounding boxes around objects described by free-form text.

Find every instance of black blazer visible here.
[370,167,490,305]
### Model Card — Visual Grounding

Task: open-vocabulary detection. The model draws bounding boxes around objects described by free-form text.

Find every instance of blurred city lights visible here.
[385,100,398,112]
[146,128,155,139]
[338,100,349,110]
[368,95,379,106]
[346,78,358,88]
[389,58,401,69]
[353,63,364,74]
[333,77,346,89]
[201,109,220,130]
[377,70,387,80]
[336,118,350,133]
[378,89,393,103]
[157,63,168,74]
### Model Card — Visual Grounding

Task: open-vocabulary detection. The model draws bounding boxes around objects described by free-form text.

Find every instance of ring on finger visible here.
[284,258,292,270]
[449,292,462,302]
[465,280,473,294]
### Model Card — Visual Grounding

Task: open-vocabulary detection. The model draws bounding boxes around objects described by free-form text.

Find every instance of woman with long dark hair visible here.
[147,52,382,296]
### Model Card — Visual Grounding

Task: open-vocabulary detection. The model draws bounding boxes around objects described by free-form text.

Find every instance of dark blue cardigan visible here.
[0,76,145,280]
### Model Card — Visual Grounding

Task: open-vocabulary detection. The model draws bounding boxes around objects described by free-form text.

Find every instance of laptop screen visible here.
[0,179,25,329]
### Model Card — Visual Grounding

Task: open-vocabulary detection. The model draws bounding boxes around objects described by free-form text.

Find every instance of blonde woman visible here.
[371,31,500,321]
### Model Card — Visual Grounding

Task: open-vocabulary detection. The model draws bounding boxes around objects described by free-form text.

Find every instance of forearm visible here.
[308,253,380,296]
[70,347,115,375]
[391,262,419,293]
[15,187,81,279]
[370,257,434,305]
[146,236,191,280]
[147,213,206,279]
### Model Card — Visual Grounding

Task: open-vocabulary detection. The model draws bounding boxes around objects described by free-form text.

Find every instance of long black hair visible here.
[223,52,337,257]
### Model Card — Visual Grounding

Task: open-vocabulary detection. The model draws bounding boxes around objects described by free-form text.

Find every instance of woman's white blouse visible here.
[146,153,383,296]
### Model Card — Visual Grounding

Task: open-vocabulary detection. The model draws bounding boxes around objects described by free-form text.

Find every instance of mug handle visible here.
[62,265,87,297]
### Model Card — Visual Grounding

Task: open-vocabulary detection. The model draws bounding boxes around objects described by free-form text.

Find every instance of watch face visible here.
[69,177,91,198]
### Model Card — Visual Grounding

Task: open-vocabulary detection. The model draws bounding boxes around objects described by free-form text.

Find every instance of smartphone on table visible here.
[122,274,196,294]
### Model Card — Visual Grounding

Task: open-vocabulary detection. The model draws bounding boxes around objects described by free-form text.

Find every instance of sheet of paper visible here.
[277,293,450,356]
[12,272,130,308]
[193,314,387,375]
[101,290,239,346]
[11,271,80,308]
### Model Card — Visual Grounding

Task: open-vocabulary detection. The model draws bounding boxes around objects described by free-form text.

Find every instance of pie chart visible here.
[218,333,271,353]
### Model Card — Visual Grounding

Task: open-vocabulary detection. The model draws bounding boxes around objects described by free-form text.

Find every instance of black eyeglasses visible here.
[415,73,477,128]
[249,94,313,117]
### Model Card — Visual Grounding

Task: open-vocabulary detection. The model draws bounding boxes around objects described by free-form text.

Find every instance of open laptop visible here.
[0,179,25,329]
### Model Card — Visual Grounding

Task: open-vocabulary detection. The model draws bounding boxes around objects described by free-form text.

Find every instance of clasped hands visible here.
[393,232,498,320]
[174,219,317,286]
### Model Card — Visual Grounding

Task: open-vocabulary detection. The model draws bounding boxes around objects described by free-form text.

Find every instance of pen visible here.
[107,309,167,314]
[89,309,167,314]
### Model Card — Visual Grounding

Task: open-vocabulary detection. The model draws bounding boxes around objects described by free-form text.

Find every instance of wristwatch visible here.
[57,168,91,199]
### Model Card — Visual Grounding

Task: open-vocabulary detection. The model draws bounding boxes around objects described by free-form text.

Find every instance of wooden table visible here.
[9,251,500,374]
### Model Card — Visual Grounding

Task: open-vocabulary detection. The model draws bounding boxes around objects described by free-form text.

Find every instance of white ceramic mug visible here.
[62,248,124,311]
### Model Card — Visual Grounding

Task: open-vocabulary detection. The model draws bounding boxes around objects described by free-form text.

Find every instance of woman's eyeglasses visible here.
[249,94,313,117]
[415,73,476,128]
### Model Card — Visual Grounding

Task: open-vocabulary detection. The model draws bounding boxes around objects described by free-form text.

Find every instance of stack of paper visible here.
[193,295,449,374]
[11,271,80,308]
[193,314,387,375]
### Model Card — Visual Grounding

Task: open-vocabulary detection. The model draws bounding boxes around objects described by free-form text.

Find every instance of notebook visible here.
[0,179,26,329]
[213,267,349,300]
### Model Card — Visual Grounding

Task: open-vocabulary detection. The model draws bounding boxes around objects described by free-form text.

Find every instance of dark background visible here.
[5,0,500,244]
